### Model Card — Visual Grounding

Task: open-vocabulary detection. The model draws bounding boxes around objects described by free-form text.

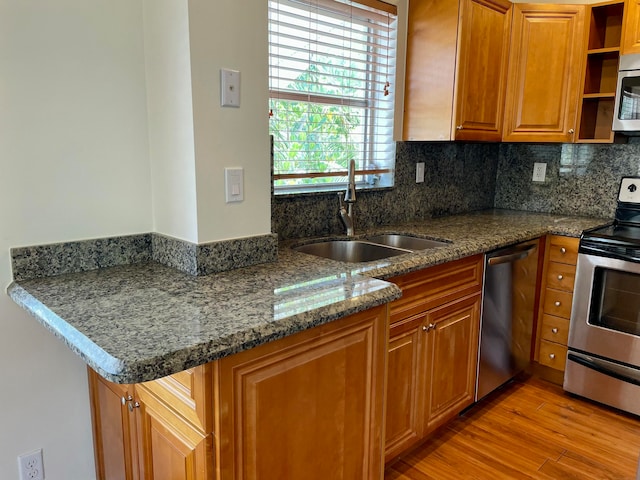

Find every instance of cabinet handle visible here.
[568,129,575,134]
[554,301,561,307]
[121,395,133,406]
[549,353,556,359]
[422,325,428,332]
[423,323,436,332]
[560,247,567,254]
[456,125,463,130]
[557,274,563,280]
[551,328,559,334]
[128,401,140,412]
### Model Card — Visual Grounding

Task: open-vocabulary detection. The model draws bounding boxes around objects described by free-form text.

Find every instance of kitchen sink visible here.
[293,235,451,263]
[293,240,411,263]
[366,234,450,251]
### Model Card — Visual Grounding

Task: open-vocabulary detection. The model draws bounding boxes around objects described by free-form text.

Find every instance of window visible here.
[268,0,398,194]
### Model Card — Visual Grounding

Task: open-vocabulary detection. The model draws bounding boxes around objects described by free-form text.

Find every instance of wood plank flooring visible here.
[385,376,640,480]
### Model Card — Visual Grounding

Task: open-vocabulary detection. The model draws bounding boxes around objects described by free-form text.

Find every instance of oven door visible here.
[569,253,640,367]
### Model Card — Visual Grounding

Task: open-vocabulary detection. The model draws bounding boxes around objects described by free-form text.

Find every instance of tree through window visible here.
[268,0,398,194]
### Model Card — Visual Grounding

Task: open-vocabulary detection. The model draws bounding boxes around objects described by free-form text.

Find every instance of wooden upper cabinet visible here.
[622,0,640,54]
[455,0,513,141]
[402,0,512,141]
[403,0,460,141]
[503,4,586,143]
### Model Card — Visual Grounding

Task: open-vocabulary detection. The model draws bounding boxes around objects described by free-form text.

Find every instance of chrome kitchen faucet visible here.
[338,159,356,237]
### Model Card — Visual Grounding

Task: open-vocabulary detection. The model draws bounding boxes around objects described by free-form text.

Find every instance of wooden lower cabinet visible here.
[88,373,139,480]
[216,305,388,480]
[89,305,388,480]
[424,294,481,432]
[534,235,579,383]
[88,368,213,480]
[384,255,483,463]
[135,385,213,480]
[385,314,425,461]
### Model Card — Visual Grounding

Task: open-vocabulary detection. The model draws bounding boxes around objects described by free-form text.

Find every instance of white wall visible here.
[0,1,151,478]
[188,0,272,243]
[144,0,200,243]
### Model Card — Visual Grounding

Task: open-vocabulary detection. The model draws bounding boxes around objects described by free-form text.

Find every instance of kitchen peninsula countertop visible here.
[6,210,610,384]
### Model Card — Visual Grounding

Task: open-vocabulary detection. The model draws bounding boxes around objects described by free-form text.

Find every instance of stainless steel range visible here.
[565,177,640,416]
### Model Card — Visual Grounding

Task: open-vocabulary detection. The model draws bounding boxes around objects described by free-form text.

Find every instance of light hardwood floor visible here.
[385,375,640,480]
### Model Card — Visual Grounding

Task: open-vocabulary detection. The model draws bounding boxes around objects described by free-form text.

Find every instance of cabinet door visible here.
[88,369,139,480]
[622,0,640,54]
[385,314,426,462]
[402,0,460,141]
[454,0,512,141]
[503,4,586,142]
[217,306,387,480]
[424,294,481,433]
[135,385,213,480]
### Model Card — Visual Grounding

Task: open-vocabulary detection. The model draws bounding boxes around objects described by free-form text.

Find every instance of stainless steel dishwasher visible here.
[476,239,540,401]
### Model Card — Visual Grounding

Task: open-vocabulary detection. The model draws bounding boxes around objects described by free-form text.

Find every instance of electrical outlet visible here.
[416,162,425,183]
[532,162,547,182]
[18,449,44,480]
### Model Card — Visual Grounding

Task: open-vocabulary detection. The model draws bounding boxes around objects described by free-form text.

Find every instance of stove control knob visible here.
[629,184,637,193]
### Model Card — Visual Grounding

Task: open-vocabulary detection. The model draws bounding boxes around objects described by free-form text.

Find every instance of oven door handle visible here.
[487,245,536,266]
[568,352,640,387]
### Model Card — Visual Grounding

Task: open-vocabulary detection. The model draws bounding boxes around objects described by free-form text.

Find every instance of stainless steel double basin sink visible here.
[293,234,450,263]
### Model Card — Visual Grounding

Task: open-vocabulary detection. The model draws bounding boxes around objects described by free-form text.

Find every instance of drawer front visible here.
[389,255,483,323]
[548,236,578,265]
[543,288,573,319]
[540,314,569,345]
[545,262,576,292]
[539,340,568,371]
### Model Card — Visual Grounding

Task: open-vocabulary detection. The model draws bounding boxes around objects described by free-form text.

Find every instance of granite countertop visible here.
[6,209,610,384]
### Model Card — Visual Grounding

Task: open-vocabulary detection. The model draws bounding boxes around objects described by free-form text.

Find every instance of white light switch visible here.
[221,69,240,107]
[225,167,244,203]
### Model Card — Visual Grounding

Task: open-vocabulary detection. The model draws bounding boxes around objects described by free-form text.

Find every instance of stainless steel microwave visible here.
[613,54,640,133]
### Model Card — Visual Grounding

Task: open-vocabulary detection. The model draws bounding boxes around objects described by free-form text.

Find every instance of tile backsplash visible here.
[272,140,640,240]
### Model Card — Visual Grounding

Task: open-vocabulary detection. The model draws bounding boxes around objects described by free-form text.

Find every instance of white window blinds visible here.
[269,0,398,193]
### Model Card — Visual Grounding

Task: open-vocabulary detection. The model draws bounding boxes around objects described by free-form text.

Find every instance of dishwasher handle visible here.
[487,244,536,266]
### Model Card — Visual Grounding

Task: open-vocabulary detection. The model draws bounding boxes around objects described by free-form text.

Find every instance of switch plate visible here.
[532,162,547,182]
[416,162,425,183]
[225,167,244,203]
[221,69,240,107]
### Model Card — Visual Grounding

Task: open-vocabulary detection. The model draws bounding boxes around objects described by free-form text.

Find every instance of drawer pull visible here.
[557,274,563,280]
[551,327,559,334]
[423,323,436,332]
[549,353,556,359]
[554,301,561,307]
[560,247,566,254]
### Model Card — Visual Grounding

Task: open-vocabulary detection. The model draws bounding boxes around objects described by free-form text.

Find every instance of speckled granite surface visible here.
[7,210,611,384]
[272,142,499,240]
[495,143,640,218]
[152,233,278,276]
[12,232,278,281]
[11,234,152,281]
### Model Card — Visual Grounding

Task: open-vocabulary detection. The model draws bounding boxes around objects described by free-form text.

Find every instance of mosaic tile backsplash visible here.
[272,140,640,239]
